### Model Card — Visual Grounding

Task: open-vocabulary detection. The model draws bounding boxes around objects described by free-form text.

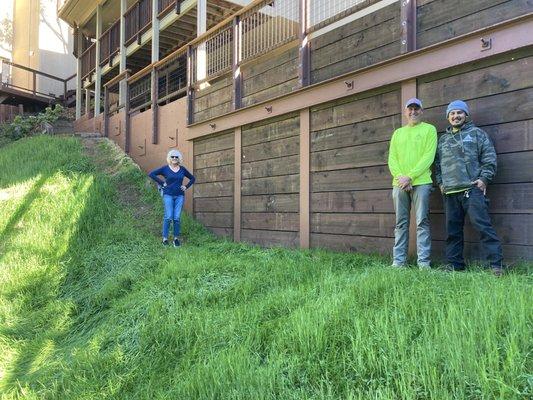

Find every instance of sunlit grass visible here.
[0,136,531,399]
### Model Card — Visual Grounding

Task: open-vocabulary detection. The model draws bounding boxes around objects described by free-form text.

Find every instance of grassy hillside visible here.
[0,136,531,399]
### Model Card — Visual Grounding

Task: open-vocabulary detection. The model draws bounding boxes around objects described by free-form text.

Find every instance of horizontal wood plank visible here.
[241,229,300,248]
[311,91,401,132]
[241,212,300,231]
[311,213,395,237]
[194,148,234,169]
[242,136,300,163]
[195,212,233,228]
[242,114,300,146]
[194,131,234,155]
[241,194,299,213]
[194,181,234,198]
[242,174,300,195]
[242,154,299,179]
[311,233,393,254]
[311,114,401,152]
[311,189,394,213]
[311,141,389,172]
[194,197,234,212]
[194,164,235,183]
[418,55,533,108]
[311,165,391,192]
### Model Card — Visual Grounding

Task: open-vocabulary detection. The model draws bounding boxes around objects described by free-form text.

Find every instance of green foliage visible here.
[0,104,64,143]
[0,136,531,400]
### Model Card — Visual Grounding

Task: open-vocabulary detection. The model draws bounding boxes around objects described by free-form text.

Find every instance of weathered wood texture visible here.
[416,0,533,49]
[309,87,401,255]
[193,130,234,238]
[193,74,233,123]
[310,3,402,84]
[241,45,300,108]
[419,49,533,260]
[240,114,300,247]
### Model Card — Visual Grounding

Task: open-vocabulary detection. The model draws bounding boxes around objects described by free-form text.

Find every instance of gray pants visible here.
[392,184,432,266]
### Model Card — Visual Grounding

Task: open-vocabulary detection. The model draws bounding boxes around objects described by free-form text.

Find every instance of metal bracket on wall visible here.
[137,138,146,156]
[265,105,273,113]
[345,80,354,90]
[480,37,492,51]
[168,128,179,148]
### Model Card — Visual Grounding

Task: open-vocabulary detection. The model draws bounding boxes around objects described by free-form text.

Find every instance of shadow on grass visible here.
[0,174,49,252]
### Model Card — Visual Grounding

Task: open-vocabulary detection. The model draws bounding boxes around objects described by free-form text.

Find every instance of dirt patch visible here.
[78,135,160,236]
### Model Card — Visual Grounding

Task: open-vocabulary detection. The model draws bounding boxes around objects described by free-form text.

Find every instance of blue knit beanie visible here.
[446,100,469,117]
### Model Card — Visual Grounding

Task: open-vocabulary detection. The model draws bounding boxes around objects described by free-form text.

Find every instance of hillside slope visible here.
[0,136,531,399]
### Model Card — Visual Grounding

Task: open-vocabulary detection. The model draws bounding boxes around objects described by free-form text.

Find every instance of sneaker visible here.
[173,238,180,247]
[418,264,431,270]
[162,238,169,246]
[390,263,406,268]
[491,266,503,277]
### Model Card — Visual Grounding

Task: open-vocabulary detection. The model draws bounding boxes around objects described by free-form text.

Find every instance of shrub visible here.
[0,104,64,143]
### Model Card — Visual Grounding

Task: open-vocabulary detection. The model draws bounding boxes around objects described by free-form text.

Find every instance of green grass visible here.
[0,136,531,399]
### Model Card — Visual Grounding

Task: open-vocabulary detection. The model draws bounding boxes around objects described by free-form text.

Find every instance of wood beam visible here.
[234,126,242,242]
[299,108,310,249]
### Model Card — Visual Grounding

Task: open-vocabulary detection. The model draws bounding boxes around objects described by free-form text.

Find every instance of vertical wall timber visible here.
[300,108,310,248]
[234,127,242,241]
[95,4,103,116]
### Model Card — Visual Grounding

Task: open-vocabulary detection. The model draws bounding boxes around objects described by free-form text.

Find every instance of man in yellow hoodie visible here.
[388,98,437,268]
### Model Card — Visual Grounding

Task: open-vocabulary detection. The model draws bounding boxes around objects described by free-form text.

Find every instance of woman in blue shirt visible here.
[149,149,195,246]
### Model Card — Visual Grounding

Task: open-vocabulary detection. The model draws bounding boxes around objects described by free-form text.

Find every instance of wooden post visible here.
[298,0,310,87]
[175,0,181,14]
[125,79,131,153]
[300,108,310,248]
[401,0,417,53]
[232,16,242,110]
[103,85,109,137]
[186,45,194,124]
[234,126,242,242]
[18,104,23,116]
[32,71,36,95]
[151,68,159,143]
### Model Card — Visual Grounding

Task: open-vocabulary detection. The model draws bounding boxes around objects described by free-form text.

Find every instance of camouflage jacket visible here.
[435,122,497,193]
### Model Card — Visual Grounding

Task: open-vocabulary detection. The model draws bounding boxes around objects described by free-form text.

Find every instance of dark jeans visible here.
[444,188,503,269]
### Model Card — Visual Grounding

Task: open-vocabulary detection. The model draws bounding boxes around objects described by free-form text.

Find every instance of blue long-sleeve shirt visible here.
[148,165,195,196]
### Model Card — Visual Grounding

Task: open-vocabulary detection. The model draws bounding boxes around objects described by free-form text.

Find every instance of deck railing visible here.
[81,43,96,80]
[104,0,411,145]
[100,20,121,66]
[158,0,181,17]
[241,0,300,62]
[125,0,153,45]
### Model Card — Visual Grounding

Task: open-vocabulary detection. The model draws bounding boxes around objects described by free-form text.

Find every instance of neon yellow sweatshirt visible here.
[388,122,438,187]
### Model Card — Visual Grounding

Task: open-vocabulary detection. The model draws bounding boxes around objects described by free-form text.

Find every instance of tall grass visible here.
[0,136,531,399]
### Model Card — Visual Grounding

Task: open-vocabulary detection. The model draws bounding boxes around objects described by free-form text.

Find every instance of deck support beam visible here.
[299,108,310,249]
[234,126,242,242]
[151,0,160,144]
[232,16,242,111]
[75,28,83,119]
[94,4,103,116]
[119,0,127,105]
[298,0,310,87]
[401,0,417,53]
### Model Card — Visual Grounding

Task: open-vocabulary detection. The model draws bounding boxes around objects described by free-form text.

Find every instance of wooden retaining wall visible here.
[416,0,532,49]
[309,86,402,253]
[310,2,402,84]
[240,113,300,247]
[193,130,235,238]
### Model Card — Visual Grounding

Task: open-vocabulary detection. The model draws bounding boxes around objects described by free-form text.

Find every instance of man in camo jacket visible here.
[435,100,503,275]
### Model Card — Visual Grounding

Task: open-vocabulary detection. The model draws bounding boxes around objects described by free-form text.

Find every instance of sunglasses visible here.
[170,156,180,159]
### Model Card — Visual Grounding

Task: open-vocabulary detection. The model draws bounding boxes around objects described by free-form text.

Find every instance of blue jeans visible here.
[392,184,432,266]
[162,194,184,239]
[444,188,503,269]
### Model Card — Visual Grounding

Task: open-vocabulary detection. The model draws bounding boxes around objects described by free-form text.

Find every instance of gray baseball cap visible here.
[405,97,422,108]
